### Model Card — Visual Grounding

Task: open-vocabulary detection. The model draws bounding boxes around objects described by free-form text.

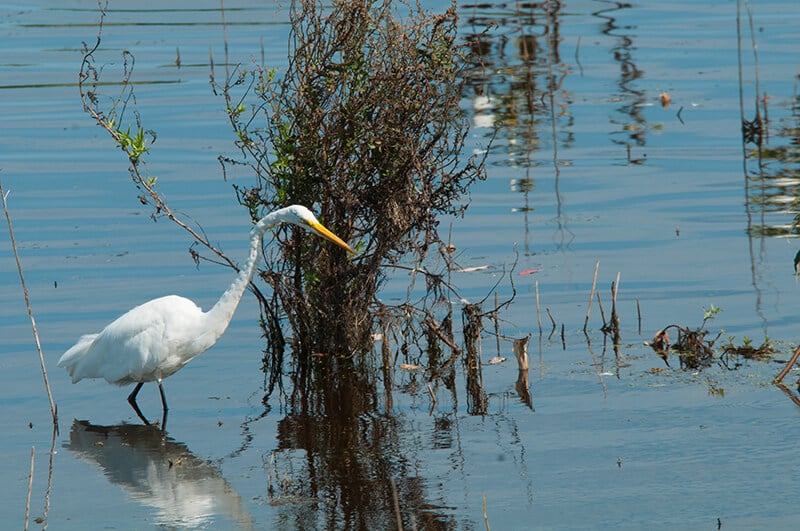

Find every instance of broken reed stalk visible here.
[24,446,34,531]
[513,336,533,409]
[483,493,491,531]
[463,303,487,415]
[545,308,557,333]
[535,280,543,335]
[611,272,620,327]
[1,184,58,425]
[611,272,621,344]
[774,345,800,384]
[427,384,437,406]
[513,337,529,371]
[494,292,501,358]
[636,298,642,335]
[583,259,600,332]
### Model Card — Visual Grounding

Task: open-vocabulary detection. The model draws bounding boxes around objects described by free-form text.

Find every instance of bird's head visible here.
[281,205,355,254]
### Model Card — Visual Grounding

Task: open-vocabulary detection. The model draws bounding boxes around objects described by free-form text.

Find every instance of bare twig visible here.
[77,11,269,309]
[1,184,58,425]
[79,79,234,266]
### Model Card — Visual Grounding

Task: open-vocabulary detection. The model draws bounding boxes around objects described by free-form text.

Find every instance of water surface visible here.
[3,1,800,529]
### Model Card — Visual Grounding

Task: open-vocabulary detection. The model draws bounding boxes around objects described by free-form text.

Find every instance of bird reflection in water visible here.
[65,420,255,529]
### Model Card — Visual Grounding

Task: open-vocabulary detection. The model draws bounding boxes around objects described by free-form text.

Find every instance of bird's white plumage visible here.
[59,295,212,385]
[58,205,354,425]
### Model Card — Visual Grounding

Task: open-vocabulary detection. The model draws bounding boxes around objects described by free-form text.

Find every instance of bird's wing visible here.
[60,295,204,385]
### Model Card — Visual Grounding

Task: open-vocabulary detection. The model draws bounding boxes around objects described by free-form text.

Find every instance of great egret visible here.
[59,205,354,428]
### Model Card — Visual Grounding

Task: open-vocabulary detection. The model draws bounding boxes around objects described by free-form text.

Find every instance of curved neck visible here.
[203,214,279,339]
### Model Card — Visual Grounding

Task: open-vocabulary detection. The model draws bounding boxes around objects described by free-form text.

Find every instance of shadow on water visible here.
[270,363,459,530]
[65,420,256,529]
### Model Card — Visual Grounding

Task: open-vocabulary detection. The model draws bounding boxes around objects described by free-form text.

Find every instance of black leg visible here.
[127,382,151,425]
[157,380,169,431]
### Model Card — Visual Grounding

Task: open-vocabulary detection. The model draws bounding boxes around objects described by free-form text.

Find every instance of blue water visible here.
[3,1,800,529]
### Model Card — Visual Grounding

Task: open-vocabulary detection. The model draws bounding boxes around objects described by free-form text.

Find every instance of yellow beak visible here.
[305,219,356,254]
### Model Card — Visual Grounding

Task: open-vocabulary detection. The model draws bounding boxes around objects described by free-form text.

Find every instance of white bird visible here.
[59,205,354,428]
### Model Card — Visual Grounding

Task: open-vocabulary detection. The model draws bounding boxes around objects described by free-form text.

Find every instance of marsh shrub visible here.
[217,0,485,380]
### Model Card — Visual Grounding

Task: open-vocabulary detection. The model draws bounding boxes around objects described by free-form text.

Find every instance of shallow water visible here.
[3,1,800,529]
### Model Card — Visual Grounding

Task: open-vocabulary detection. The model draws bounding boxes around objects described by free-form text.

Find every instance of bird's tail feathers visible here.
[58,334,100,383]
